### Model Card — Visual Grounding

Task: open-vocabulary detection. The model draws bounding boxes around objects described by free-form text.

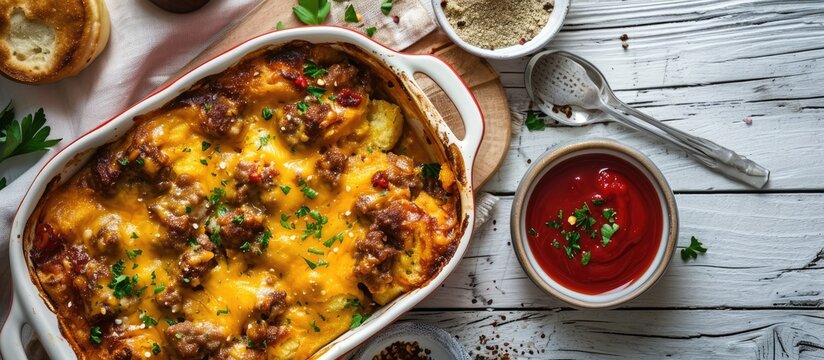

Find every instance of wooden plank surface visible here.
[401,1,824,358]
[419,194,824,309]
[479,0,824,193]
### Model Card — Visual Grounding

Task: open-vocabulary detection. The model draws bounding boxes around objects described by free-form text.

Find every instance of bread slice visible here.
[0,0,110,84]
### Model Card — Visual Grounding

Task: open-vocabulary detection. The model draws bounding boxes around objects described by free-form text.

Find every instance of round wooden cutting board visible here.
[175,5,511,189]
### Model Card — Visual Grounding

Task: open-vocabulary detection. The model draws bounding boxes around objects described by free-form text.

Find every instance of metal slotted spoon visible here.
[525,50,770,188]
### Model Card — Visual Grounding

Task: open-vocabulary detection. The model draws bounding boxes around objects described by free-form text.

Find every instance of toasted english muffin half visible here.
[0,0,110,84]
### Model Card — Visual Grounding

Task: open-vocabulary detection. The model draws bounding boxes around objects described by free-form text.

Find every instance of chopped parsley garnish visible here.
[681,236,707,262]
[297,101,309,113]
[581,251,592,265]
[200,158,208,166]
[603,208,616,223]
[281,214,294,229]
[126,249,142,260]
[165,318,177,326]
[182,147,192,152]
[240,241,251,252]
[216,307,231,316]
[299,180,319,199]
[154,284,166,294]
[528,227,538,237]
[280,185,291,195]
[323,232,343,247]
[345,298,361,308]
[152,342,161,355]
[89,326,102,344]
[591,195,606,205]
[258,134,270,150]
[421,163,441,179]
[118,158,129,166]
[261,107,273,120]
[202,102,212,112]
[108,259,138,298]
[302,210,328,240]
[303,257,329,270]
[185,206,192,214]
[150,271,156,285]
[308,247,324,255]
[380,0,393,15]
[257,231,272,253]
[233,214,245,225]
[201,141,211,151]
[277,21,285,30]
[525,111,546,131]
[303,61,327,79]
[130,232,139,239]
[366,27,377,37]
[139,311,158,327]
[209,187,225,205]
[135,158,145,166]
[310,320,321,332]
[601,223,619,247]
[295,205,310,217]
[344,4,358,22]
[552,239,560,248]
[350,313,369,329]
[306,86,326,99]
[545,220,561,229]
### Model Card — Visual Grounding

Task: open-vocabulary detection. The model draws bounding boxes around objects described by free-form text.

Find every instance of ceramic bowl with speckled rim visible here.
[510,139,678,309]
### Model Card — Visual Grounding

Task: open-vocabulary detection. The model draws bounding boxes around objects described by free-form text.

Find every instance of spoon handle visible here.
[600,99,770,188]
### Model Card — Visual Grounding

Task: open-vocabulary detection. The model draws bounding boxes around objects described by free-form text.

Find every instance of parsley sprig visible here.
[524,111,546,131]
[681,236,707,262]
[293,0,330,25]
[0,103,61,187]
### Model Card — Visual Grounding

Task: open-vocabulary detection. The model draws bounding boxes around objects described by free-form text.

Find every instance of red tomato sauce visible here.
[525,153,663,295]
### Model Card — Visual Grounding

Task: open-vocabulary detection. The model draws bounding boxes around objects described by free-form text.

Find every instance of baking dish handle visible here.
[398,54,484,161]
[1,298,29,360]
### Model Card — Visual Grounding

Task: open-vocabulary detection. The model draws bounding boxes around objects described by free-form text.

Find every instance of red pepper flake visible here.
[371,171,389,189]
[294,75,308,89]
[248,170,261,183]
[519,37,527,45]
[336,88,363,107]
[392,15,400,24]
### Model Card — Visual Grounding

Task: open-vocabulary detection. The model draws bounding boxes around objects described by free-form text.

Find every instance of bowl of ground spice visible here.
[433,0,570,59]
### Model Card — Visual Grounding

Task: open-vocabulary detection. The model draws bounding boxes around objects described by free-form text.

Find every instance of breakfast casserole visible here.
[25,41,461,359]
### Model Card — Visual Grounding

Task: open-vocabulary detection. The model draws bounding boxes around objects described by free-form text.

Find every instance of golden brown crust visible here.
[0,0,109,84]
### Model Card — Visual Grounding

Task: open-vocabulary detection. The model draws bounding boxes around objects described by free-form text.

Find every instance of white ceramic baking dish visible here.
[0,26,483,359]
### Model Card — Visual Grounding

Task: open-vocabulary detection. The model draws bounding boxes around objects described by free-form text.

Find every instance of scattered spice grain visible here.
[443,0,554,49]
[373,341,432,360]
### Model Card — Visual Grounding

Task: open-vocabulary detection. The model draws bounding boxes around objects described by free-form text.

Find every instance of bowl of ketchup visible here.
[511,139,678,308]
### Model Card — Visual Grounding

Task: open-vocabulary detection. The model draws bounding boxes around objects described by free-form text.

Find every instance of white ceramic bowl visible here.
[431,0,571,60]
[510,139,678,309]
[0,26,484,360]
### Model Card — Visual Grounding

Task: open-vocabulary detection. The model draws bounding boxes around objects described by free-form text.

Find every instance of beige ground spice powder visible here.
[443,0,554,49]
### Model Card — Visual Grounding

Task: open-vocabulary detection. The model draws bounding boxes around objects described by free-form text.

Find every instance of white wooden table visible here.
[401,1,824,358]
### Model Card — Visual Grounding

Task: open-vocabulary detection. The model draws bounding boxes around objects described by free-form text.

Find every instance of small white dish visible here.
[431,0,571,60]
[349,322,470,360]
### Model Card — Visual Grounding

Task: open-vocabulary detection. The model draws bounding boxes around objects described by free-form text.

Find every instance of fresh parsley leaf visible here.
[300,182,319,199]
[528,227,538,237]
[295,205,310,217]
[89,326,103,344]
[421,163,441,179]
[304,257,318,270]
[552,239,560,248]
[240,241,252,252]
[297,101,309,112]
[279,185,291,195]
[524,111,546,131]
[139,311,158,327]
[681,236,708,262]
[308,247,324,255]
[591,195,606,205]
[303,61,327,79]
[216,307,231,316]
[306,86,326,99]
[126,249,142,261]
[261,107,273,120]
[281,214,293,229]
[601,223,619,247]
[209,187,225,205]
[0,106,61,163]
[201,141,211,151]
[293,0,331,25]
[323,232,343,247]
[154,284,165,294]
[276,21,285,30]
[380,0,393,15]
[310,320,321,332]
[258,134,270,150]
[152,342,161,355]
[350,313,369,329]
[581,251,592,265]
[345,298,361,308]
[603,208,616,223]
[365,26,377,37]
[344,4,358,22]
[257,230,272,252]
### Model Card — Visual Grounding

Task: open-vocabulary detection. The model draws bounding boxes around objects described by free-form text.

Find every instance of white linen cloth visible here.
[0,0,449,357]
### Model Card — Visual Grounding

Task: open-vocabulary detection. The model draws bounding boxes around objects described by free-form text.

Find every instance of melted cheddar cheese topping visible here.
[27,42,460,360]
